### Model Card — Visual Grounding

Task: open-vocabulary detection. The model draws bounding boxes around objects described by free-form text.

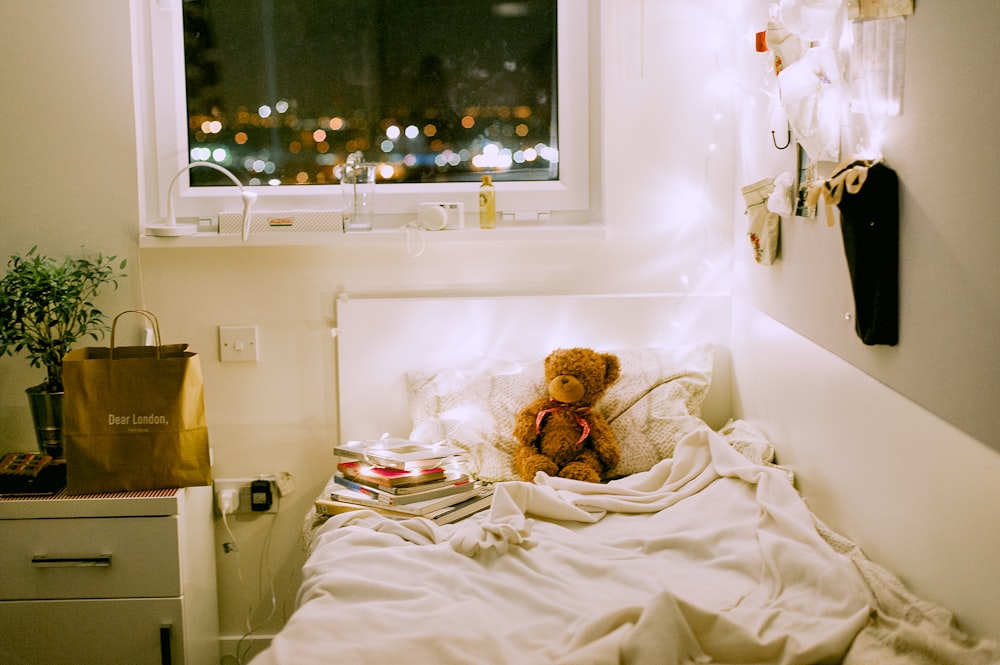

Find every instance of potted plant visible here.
[0,246,126,457]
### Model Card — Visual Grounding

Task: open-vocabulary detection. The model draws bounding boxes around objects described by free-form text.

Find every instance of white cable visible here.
[218,509,254,664]
[235,512,279,664]
[130,238,158,346]
[400,222,427,258]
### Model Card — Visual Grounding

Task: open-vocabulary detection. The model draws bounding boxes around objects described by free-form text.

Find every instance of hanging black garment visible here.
[835,161,899,346]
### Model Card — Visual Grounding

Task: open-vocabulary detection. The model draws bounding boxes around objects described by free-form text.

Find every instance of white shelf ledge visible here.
[137,223,606,248]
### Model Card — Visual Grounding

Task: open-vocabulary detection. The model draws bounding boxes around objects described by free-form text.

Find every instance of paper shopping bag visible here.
[62,311,212,494]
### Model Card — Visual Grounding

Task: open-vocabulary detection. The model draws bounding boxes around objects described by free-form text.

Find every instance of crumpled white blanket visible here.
[254,423,999,665]
[449,420,723,558]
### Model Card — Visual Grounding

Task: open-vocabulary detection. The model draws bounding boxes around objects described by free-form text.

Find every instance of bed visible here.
[250,294,1000,665]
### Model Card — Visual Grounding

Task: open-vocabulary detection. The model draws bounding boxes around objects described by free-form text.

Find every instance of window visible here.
[132,0,597,231]
[183,0,557,186]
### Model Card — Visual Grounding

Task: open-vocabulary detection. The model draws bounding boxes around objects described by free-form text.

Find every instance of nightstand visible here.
[0,485,219,665]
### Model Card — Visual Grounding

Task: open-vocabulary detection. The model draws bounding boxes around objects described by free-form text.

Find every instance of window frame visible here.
[130,0,600,233]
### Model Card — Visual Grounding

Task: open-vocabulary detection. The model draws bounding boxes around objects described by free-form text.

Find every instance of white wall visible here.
[727,0,1000,642]
[0,0,737,646]
[731,300,1000,642]
[731,0,1000,449]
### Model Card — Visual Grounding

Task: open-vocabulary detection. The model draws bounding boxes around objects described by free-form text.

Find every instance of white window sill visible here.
[138,222,606,248]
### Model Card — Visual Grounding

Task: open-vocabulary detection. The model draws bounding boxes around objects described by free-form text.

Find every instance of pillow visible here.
[406,344,715,482]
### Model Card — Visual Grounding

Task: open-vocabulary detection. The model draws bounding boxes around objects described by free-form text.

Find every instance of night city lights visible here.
[182,0,559,189]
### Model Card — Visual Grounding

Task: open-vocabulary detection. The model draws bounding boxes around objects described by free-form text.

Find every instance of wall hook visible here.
[771,127,791,150]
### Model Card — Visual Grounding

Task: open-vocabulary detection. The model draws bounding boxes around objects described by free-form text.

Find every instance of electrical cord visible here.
[236,512,278,664]
[218,509,278,665]
[400,221,427,258]
[218,509,250,665]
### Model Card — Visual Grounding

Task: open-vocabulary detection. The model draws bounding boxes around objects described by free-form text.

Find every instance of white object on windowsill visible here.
[145,161,257,240]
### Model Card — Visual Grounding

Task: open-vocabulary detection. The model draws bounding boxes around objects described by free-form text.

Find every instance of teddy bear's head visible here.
[543,347,621,406]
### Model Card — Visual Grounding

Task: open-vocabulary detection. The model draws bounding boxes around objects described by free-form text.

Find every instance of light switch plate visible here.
[219,325,259,362]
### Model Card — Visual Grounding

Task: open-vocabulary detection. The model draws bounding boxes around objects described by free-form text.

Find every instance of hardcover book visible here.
[315,486,493,525]
[332,474,474,505]
[430,487,494,525]
[327,484,481,516]
[315,498,426,520]
[336,470,469,495]
[336,460,449,489]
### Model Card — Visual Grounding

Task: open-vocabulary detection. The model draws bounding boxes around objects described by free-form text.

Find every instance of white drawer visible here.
[0,516,181,600]
[0,597,186,665]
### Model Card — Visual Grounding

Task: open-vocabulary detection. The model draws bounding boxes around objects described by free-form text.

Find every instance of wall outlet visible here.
[214,477,279,514]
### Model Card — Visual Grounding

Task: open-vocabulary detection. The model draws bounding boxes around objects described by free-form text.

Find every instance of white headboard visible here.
[334,293,732,443]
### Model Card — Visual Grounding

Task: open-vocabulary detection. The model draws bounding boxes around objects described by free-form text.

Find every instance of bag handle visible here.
[109,310,162,359]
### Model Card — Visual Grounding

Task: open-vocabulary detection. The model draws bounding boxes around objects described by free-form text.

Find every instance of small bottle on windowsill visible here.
[479,175,496,229]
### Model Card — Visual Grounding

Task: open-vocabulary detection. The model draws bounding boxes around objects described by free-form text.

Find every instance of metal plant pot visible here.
[26,384,64,458]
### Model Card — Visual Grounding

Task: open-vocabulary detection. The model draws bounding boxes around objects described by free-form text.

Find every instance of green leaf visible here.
[0,248,126,392]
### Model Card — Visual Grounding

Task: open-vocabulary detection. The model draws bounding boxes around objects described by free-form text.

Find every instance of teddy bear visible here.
[513,348,622,483]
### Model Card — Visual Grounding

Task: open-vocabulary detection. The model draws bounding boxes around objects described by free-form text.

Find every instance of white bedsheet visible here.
[253,425,999,665]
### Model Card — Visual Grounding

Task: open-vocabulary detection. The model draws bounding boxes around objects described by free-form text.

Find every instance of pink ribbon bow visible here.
[535,400,592,446]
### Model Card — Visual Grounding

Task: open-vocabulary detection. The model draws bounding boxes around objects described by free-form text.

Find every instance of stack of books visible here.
[315,438,493,525]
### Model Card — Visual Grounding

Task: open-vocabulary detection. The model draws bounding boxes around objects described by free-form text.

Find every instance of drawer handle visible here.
[31,554,113,568]
[160,623,173,665]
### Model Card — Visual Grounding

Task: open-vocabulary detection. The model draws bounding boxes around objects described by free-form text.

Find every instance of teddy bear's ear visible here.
[603,353,621,385]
